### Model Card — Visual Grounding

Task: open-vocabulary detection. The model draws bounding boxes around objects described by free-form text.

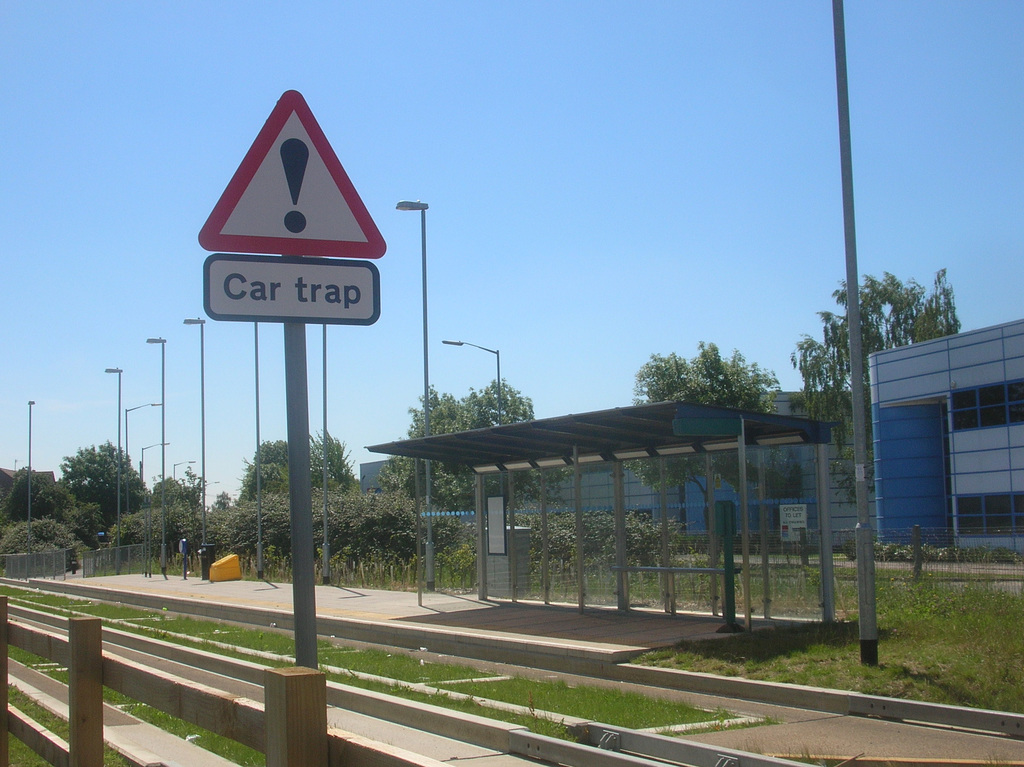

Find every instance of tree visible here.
[239,434,356,501]
[633,343,779,412]
[632,343,782,518]
[2,469,74,524]
[59,442,147,529]
[310,432,357,493]
[377,379,535,511]
[792,269,960,458]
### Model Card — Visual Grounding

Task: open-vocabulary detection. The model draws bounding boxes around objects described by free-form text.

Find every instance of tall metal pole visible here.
[284,321,318,669]
[442,340,501,422]
[140,441,166,578]
[397,201,433,590]
[125,403,159,532]
[147,338,168,578]
[255,323,264,580]
[184,319,207,546]
[322,324,330,585]
[105,368,123,570]
[27,401,34,555]
[832,0,877,665]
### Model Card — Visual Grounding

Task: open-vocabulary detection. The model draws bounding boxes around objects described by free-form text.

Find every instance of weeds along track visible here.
[5,595,743,748]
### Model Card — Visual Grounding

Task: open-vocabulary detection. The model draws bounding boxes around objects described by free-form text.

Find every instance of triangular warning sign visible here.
[199,90,386,259]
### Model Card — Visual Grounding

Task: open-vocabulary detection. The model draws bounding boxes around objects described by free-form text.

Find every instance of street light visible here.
[146,337,167,577]
[141,441,167,578]
[173,460,196,481]
[125,403,159,520]
[183,318,207,546]
[27,400,35,555]
[442,340,502,424]
[105,368,123,571]
[396,199,435,592]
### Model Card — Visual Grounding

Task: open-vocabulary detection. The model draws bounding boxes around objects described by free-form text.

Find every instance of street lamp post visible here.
[27,400,35,555]
[125,403,159,521]
[832,0,877,665]
[396,200,434,591]
[105,368,123,571]
[442,340,502,424]
[173,460,196,481]
[146,337,168,577]
[140,441,167,578]
[183,318,207,547]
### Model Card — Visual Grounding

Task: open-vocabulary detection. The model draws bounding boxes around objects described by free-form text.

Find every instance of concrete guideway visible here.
[9,574,1024,766]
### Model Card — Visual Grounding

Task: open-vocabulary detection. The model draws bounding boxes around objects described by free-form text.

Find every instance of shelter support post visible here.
[706,453,719,616]
[476,472,487,601]
[614,461,627,611]
[574,446,585,614]
[759,449,771,619]
[816,442,836,622]
[739,418,752,629]
[540,471,550,604]
[508,471,518,602]
[659,458,674,614]
[416,457,423,607]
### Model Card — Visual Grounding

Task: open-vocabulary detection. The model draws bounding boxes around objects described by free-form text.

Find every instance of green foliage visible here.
[633,342,779,412]
[207,489,419,564]
[239,434,355,501]
[378,380,535,511]
[534,510,662,566]
[2,468,74,523]
[0,518,78,554]
[792,270,960,458]
[638,579,1024,713]
[843,538,1023,565]
[59,442,147,527]
[631,343,781,503]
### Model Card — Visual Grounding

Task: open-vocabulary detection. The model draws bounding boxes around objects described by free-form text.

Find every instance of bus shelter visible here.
[369,401,835,627]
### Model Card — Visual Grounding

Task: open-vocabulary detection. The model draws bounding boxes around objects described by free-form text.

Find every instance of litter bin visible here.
[199,545,217,581]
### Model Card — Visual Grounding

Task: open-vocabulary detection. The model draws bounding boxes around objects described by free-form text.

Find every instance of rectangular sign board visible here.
[779,503,808,542]
[204,253,380,325]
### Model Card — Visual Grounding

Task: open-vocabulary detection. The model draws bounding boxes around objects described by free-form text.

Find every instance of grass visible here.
[435,676,730,730]
[636,576,1024,714]
[0,582,726,760]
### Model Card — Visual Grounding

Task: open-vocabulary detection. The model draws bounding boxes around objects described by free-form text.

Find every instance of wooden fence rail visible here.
[1,597,445,767]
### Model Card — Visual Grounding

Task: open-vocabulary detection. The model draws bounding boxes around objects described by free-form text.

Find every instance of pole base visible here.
[860,638,878,666]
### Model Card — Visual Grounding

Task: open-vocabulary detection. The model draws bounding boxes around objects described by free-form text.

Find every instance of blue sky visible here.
[2,1,1021,500]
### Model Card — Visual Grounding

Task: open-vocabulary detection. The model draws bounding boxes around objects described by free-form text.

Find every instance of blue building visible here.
[870,318,1024,550]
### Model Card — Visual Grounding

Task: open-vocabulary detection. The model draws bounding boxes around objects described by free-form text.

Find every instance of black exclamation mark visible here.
[281,138,309,233]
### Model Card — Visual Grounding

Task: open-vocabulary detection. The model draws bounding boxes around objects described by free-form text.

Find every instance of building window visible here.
[956,494,1023,533]
[951,379,1024,431]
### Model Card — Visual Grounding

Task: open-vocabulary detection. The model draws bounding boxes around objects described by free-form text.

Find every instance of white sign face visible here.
[779,503,808,542]
[487,496,506,555]
[204,253,379,325]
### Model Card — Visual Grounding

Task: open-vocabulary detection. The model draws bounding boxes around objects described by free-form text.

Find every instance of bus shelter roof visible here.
[367,401,833,475]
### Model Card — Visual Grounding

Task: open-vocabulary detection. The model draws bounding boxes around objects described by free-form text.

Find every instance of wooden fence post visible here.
[1,596,8,767]
[68,617,103,767]
[265,667,326,767]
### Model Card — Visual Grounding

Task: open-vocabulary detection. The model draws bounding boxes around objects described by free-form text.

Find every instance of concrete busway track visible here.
[10,576,1024,765]
[8,602,825,767]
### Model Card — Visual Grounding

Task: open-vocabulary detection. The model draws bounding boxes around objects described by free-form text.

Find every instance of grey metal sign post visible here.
[199,91,385,669]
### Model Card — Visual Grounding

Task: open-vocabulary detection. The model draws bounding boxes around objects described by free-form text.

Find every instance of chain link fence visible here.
[81,544,149,577]
[2,549,75,580]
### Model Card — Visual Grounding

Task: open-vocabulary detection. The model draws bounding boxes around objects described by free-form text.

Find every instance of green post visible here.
[715,501,741,631]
